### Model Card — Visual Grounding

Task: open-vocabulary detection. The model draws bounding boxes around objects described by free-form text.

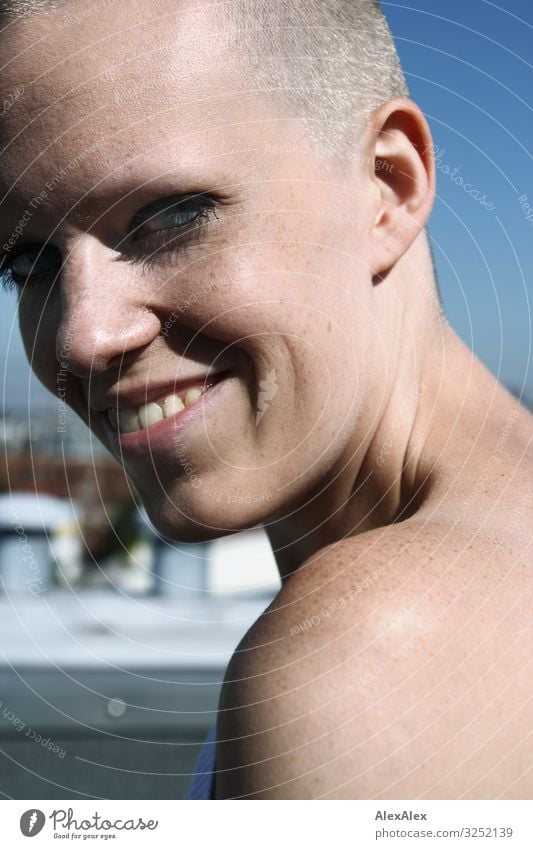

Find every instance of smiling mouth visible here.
[107,372,229,434]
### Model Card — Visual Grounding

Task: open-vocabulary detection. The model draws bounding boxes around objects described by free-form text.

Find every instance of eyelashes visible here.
[0,192,223,293]
[0,242,63,294]
[118,197,220,272]
[0,263,21,294]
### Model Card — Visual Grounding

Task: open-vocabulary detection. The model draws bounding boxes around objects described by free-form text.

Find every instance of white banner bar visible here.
[2,799,532,848]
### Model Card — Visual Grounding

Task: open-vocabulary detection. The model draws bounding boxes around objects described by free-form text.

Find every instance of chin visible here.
[141,490,273,543]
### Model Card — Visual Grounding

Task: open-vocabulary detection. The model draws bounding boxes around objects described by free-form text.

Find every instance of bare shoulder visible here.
[216,521,533,799]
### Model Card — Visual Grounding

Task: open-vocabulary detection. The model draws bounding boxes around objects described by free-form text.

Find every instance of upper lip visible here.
[88,370,229,412]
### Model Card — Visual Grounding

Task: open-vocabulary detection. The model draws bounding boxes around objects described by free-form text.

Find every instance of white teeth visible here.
[138,402,164,430]
[110,384,209,434]
[119,409,141,434]
[162,394,185,417]
[183,387,203,407]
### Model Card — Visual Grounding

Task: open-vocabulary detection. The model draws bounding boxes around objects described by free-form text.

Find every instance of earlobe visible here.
[366,98,436,279]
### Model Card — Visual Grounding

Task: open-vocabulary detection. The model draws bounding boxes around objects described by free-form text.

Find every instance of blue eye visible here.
[129,194,217,241]
[139,204,205,234]
[0,243,62,292]
[116,192,221,270]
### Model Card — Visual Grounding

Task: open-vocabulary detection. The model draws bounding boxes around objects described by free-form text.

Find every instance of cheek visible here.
[173,240,362,408]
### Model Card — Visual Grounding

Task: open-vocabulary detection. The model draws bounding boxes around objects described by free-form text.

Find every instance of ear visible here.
[361,98,436,282]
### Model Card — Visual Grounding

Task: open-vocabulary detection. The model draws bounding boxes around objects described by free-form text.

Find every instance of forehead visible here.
[1,0,236,116]
[0,0,271,216]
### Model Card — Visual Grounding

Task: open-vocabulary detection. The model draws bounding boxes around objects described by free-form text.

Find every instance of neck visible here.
[264,239,458,584]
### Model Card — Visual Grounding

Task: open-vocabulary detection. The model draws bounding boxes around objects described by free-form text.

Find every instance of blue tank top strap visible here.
[184,722,217,799]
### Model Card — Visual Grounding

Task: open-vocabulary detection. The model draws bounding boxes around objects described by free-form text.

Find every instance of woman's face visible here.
[0,1,382,540]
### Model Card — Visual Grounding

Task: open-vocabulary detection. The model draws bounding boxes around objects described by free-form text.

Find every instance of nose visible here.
[55,239,161,378]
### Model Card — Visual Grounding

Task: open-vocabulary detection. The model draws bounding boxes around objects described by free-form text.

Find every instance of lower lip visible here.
[105,373,233,459]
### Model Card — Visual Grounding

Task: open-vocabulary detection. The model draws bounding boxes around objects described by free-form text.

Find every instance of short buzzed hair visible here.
[1,0,408,160]
[220,0,409,158]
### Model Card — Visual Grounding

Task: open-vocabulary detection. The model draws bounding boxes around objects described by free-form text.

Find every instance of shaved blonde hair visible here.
[220,0,409,158]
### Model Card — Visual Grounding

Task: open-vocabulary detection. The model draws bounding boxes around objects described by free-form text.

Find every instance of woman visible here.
[0,0,531,799]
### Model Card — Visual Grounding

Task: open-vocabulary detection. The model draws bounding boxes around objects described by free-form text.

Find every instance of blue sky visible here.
[385,0,532,404]
[1,0,532,408]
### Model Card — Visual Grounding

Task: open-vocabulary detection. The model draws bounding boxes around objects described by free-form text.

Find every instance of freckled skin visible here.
[1,0,532,799]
